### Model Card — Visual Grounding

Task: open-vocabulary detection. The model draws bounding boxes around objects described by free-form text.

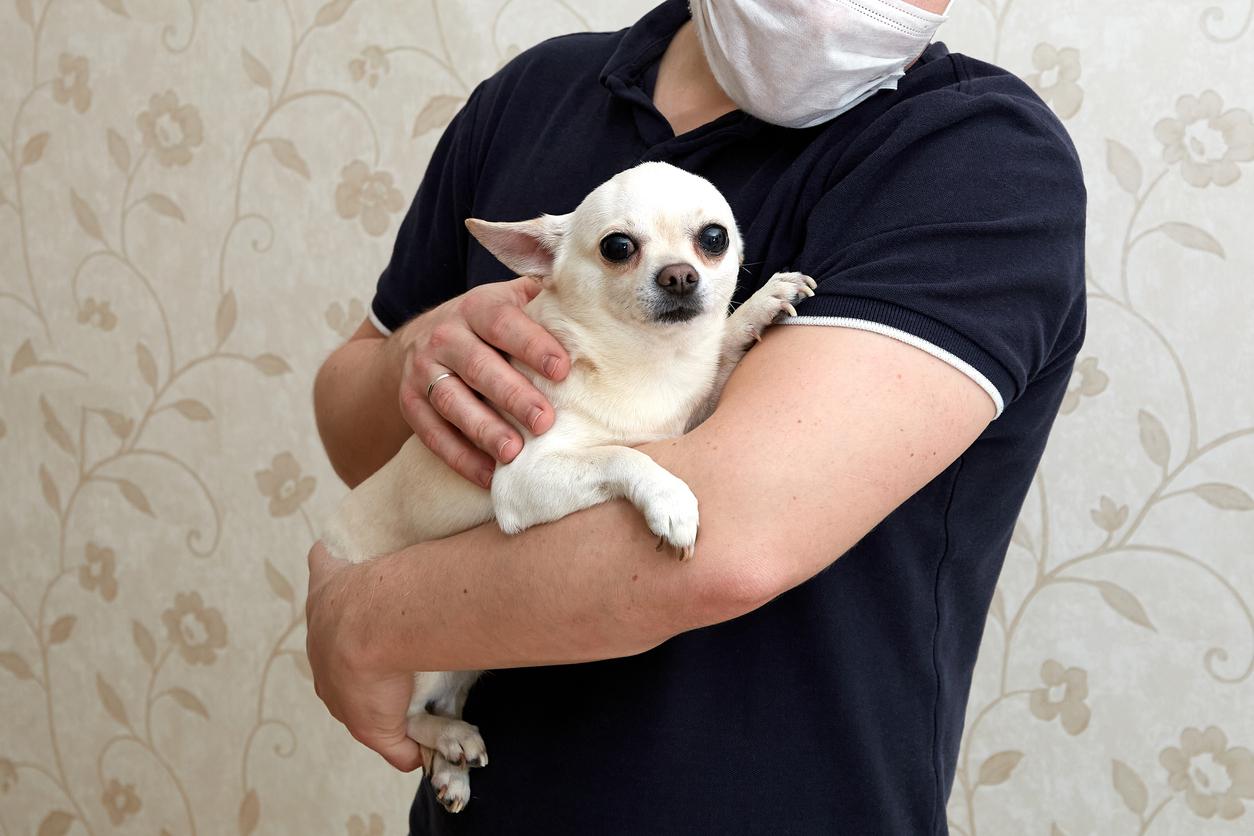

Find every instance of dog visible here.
[322,161,815,811]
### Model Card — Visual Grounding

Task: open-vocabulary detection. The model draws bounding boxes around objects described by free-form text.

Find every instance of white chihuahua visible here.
[322,161,814,811]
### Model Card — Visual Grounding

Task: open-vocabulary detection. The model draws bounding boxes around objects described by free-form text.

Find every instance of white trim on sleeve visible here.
[778,315,1005,418]
[368,307,393,337]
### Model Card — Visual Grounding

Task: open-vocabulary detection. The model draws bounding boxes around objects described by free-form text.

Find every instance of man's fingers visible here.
[421,362,525,464]
[468,301,569,382]
[508,275,544,304]
[355,727,425,773]
[401,393,496,487]
[446,338,555,439]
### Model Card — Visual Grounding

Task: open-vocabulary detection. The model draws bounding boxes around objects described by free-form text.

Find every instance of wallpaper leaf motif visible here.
[107,127,130,172]
[36,811,74,836]
[47,615,76,645]
[1108,138,1144,194]
[977,750,1024,786]
[1096,581,1156,632]
[412,95,464,138]
[96,673,129,728]
[21,131,49,166]
[241,47,273,93]
[70,189,105,242]
[1158,222,1226,258]
[97,0,127,20]
[1194,483,1254,511]
[0,652,35,681]
[267,137,313,179]
[132,620,157,667]
[143,192,186,222]
[1114,759,1150,817]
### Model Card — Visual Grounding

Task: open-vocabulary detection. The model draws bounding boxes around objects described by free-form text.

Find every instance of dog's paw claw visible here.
[639,475,699,560]
[431,755,471,814]
[407,715,488,774]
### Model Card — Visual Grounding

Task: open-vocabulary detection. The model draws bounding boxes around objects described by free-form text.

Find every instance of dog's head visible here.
[466,162,742,330]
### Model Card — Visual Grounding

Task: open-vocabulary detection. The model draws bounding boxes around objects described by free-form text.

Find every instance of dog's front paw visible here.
[730,272,817,344]
[759,271,817,321]
[636,472,699,561]
[407,713,488,769]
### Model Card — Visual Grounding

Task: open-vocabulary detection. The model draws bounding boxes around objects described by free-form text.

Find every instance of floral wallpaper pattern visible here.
[0,1,1250,834]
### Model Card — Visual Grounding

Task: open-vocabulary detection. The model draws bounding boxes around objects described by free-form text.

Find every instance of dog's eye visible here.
[599,233,637,263]
[697,225,729,256]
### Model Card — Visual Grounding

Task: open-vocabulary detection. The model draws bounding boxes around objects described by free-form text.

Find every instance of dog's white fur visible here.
[322,162,814,811]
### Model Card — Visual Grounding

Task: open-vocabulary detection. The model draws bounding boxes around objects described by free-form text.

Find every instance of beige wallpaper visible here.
[1,1,1251,834]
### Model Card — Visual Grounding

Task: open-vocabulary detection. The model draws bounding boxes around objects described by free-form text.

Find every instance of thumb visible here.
[372,729,425,773]
[511,275,545,303]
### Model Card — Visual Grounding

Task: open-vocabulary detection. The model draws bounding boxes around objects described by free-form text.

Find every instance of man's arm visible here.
[310,324,994,674]
[314,319,412,487]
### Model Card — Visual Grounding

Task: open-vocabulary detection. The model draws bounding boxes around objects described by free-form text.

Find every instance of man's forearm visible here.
[314,322,411,487]
[344,431,775,673]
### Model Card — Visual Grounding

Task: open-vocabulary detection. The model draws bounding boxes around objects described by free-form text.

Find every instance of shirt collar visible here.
[599,0,690,94]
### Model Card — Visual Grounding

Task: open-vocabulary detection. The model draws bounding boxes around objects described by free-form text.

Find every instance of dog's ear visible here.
[465,214,569,278]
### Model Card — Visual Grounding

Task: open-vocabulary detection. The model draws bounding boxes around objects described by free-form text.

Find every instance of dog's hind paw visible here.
[431,753,472,813]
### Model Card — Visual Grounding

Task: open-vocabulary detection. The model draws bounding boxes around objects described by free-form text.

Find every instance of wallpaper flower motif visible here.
[1028,660,1091,736]
[1059,355,1108,415]
[1025,43,1082,120]
[76,297,117,331]
[1154,91,1254,188]
[52,53,91,114]
[78,543,118,602]
[137,90,204,168]
[335,160,406,237]
[1159,727,1254,821]
[350,46,391,89]
[100,778,141,826]
[162,591,228,666]
[1,1,1251,834]
[256,452,318,518]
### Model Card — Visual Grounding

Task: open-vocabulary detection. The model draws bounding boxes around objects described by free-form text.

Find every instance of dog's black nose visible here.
[655,263,699,296]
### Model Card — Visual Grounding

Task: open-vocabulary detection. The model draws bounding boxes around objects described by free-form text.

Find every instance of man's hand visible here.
[305,541,431,772]
[396,276,570,487]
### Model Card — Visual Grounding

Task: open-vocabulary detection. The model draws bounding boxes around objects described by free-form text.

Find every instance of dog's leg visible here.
[687,271,816,430]
[493,445,700,559]
[407,671,485,813]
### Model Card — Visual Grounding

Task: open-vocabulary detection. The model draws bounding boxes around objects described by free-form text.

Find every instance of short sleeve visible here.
[369,86,488,335]
[784,87,1087,417]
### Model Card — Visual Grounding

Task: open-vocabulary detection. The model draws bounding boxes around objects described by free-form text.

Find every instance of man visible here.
[308,0,1086,832]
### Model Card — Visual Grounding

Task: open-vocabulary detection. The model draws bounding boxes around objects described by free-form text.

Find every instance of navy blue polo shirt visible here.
[373,2,1086,833]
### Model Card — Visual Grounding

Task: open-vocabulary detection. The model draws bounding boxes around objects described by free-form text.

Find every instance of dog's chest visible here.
[560,357,711,443]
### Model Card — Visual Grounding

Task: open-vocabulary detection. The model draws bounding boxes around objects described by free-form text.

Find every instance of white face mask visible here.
[689,0,949,129]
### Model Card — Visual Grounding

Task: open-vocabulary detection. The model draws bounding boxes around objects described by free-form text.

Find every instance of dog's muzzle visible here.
[652,262,704,323]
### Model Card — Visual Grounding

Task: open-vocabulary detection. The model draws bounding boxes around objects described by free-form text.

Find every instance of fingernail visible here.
[478,469,494,489]
[527,406,544,431]
[542,355,559,378]
[498,438,517,461]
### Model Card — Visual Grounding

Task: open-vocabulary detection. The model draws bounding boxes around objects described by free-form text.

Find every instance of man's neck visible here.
[652,21,737,137]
